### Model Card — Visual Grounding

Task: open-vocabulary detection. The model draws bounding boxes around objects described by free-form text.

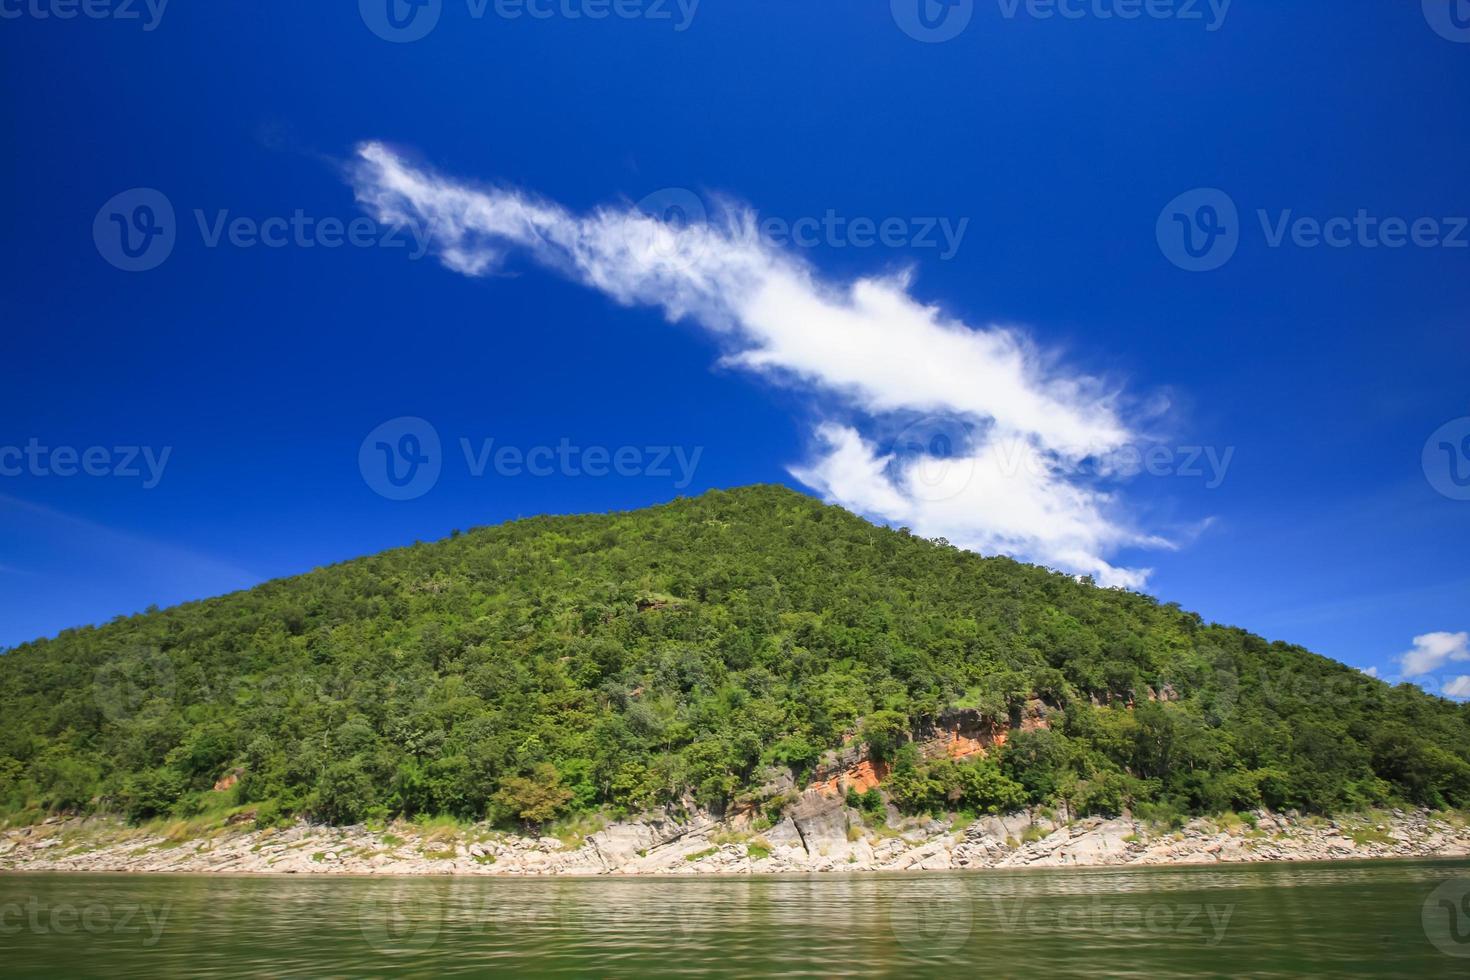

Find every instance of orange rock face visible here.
[940,731,987,764]
[813,759,891,797]
[922,702,1052,762]
[808,702,1055,799]
[921,718,1004,762]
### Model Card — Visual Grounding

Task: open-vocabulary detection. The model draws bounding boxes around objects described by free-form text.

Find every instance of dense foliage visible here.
[1,485,1466,828]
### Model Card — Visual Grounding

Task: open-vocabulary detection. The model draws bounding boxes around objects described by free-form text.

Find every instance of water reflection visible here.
[0,862,1465,977]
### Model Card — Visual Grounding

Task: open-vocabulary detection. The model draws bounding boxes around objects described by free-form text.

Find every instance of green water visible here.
[2,861,1469,977]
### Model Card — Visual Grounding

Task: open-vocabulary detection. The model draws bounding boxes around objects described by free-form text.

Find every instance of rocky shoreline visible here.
[3,803,1467,877]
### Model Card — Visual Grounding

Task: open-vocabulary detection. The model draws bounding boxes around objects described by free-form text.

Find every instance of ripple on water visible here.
[0,861,1465,978]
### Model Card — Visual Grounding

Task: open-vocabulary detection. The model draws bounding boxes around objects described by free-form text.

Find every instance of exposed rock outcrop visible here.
[810,700,1054,799]
[4,807,1466,877]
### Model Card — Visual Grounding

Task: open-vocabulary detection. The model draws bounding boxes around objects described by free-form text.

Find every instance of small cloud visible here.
[1398,631,1470,677]
[1360,666,1380,678]
[1444,676,1470,699]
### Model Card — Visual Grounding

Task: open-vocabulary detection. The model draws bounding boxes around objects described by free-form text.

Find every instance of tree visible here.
[121,767,186,821]
[493,763,573,826]
[954,757,1027,814]
[860,710,909,761]
[1001,728,1076,803]
[313,758,378,824]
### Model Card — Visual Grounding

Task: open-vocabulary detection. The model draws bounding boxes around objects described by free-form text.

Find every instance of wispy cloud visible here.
[348,141,1173,586]
[0,494,259,647]
[1398,631,1470,677]
[0,493,255,586]
[1444,676,1470,699]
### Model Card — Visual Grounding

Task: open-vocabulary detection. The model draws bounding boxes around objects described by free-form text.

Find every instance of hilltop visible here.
[1,485,1466,833]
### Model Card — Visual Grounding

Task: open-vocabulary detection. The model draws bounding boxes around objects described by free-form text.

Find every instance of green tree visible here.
[493,763,573,826]
[860,710,909,762]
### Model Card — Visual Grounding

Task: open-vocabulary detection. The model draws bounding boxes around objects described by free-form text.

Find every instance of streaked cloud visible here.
[349,141,1172,587]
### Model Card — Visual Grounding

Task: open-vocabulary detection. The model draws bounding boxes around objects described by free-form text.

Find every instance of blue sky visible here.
[2,1,1467,689]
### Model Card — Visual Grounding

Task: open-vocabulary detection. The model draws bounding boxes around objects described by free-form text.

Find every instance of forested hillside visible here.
[1,485,1466,828]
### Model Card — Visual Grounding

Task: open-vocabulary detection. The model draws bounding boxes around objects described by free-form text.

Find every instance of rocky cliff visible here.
[5,804,1468,877]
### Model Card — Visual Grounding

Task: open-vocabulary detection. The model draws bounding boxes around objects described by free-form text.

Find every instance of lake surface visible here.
[2,861,1469,977]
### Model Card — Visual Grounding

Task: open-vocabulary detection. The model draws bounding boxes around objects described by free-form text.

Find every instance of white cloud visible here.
[1444,676,1470,699]
[349,142,1171,587]
[1360,666,1380,678]
[790,423,1169,589]
[1398,631,1470,677]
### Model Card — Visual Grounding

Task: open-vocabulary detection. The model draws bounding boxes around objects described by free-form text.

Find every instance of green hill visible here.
[1,484,1466,828]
